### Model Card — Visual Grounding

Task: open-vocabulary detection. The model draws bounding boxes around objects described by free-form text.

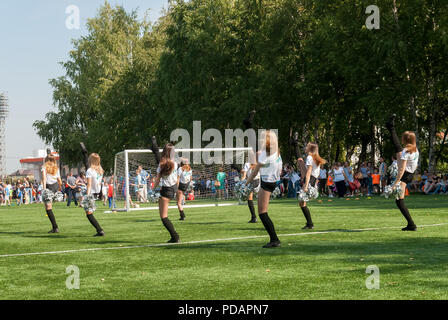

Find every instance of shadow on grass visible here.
[161,235,448,278]
[84,240,138,245]
[184,222,228,225]
[273,196,448,211]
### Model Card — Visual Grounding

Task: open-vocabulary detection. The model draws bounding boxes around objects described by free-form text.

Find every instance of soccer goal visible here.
[112,148,253,212]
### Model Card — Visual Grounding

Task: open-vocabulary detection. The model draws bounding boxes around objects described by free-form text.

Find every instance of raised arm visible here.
[41,170,46,189]
[86,177,92,195]
[303,165,313,192]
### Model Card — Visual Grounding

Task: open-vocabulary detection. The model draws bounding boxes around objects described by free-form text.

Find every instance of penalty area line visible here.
[0,223,447,259]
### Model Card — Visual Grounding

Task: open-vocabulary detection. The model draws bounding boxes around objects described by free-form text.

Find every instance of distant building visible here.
[8,169,35,182]
[19,150,60,183]
[16,149,82,182]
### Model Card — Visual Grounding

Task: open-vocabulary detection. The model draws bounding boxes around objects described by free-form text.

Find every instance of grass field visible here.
[0,195,447,300]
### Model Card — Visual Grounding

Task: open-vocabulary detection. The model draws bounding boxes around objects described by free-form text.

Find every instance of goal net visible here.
[112,148,253,212]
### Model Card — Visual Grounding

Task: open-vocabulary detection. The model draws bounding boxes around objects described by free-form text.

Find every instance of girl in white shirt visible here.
[299,143,326,230]
[332,163,349,198]
[41,155,62,233]
[387,114,419,231]
[83,153,105,236]
[245,130,283,248]
[177,160,192,221]
[154,143,180,243]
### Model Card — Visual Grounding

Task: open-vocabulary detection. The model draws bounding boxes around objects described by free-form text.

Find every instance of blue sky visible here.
[0,0,168,173]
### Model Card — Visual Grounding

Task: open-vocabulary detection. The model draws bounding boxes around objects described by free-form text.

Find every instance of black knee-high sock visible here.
[87,214,103,232]
[46,209,58,229]
[259,213,279,242]
[300,206,313,226]
[386,118,403,154]
[162,217,179,240]
[179,210,185,218]
[248,200,256,219]
[395,199,415,226]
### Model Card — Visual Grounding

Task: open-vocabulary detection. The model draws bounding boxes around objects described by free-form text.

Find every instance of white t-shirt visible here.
[290,172,300,184]
[86,168,103,195]
[306,155,320,179]
[401,149,419,173]
[41,167,60,185]
[242,162,260,181]
[319,169,327,179]
[258,151,282,183]
[333,167,345,182]
[178,167,192,184]
[157,162,178,187]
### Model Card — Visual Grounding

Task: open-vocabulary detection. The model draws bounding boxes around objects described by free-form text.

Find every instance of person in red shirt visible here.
[107,178,115,209]
[372,170,381,195]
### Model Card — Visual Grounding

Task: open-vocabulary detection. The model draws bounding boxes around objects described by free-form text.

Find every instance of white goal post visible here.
[112,148,253,212]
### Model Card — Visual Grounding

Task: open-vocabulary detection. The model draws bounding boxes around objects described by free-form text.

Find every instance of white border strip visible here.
[0,223,446,259]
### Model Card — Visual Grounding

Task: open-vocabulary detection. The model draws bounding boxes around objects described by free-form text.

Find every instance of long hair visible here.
[306,142,327,166]
[88,153,104,175]
[159,144,175,176]
[402,131,417,154]
[261,130,279,156]
[181,161,191,172]
[44,155,58,175]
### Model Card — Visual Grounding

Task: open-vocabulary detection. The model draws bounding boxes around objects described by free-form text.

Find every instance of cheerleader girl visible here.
[386,115,419,231]
[177,160,192,221]
[299,143,327,230]
[154,143,180,243]
[241,159,260,223]
[245,130,283,248]
[41,154,62,233]
[83,153,106,236]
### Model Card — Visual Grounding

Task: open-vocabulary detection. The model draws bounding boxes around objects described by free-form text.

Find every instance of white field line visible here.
[103,202,243,213]
[0,223,446,259]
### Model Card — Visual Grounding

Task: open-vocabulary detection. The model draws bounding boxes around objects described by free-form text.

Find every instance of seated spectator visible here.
[429,175,447,195]
[409,171,422,192]
[424,176,438,194]
[419,170,429,191]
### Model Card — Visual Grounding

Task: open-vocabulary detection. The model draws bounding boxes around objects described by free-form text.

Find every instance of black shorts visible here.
[261,180,277,193]
[46,183,59,193]
[160,186,177,200]
[361,178,368,187]
[400,171,414,184]
[178,182,190,192]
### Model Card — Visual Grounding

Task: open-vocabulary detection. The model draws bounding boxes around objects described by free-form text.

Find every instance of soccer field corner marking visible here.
[0,222,447,259]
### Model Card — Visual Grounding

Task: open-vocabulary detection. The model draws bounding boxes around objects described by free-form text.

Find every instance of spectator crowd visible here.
[1,159,447,208]
[278,157,448,199]
[0,171,116,209]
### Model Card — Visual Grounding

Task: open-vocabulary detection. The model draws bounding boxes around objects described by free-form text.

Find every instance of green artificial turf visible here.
[0,195,447,300]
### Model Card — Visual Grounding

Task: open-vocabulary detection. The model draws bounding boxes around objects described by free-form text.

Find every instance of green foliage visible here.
[34,0,448,172]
